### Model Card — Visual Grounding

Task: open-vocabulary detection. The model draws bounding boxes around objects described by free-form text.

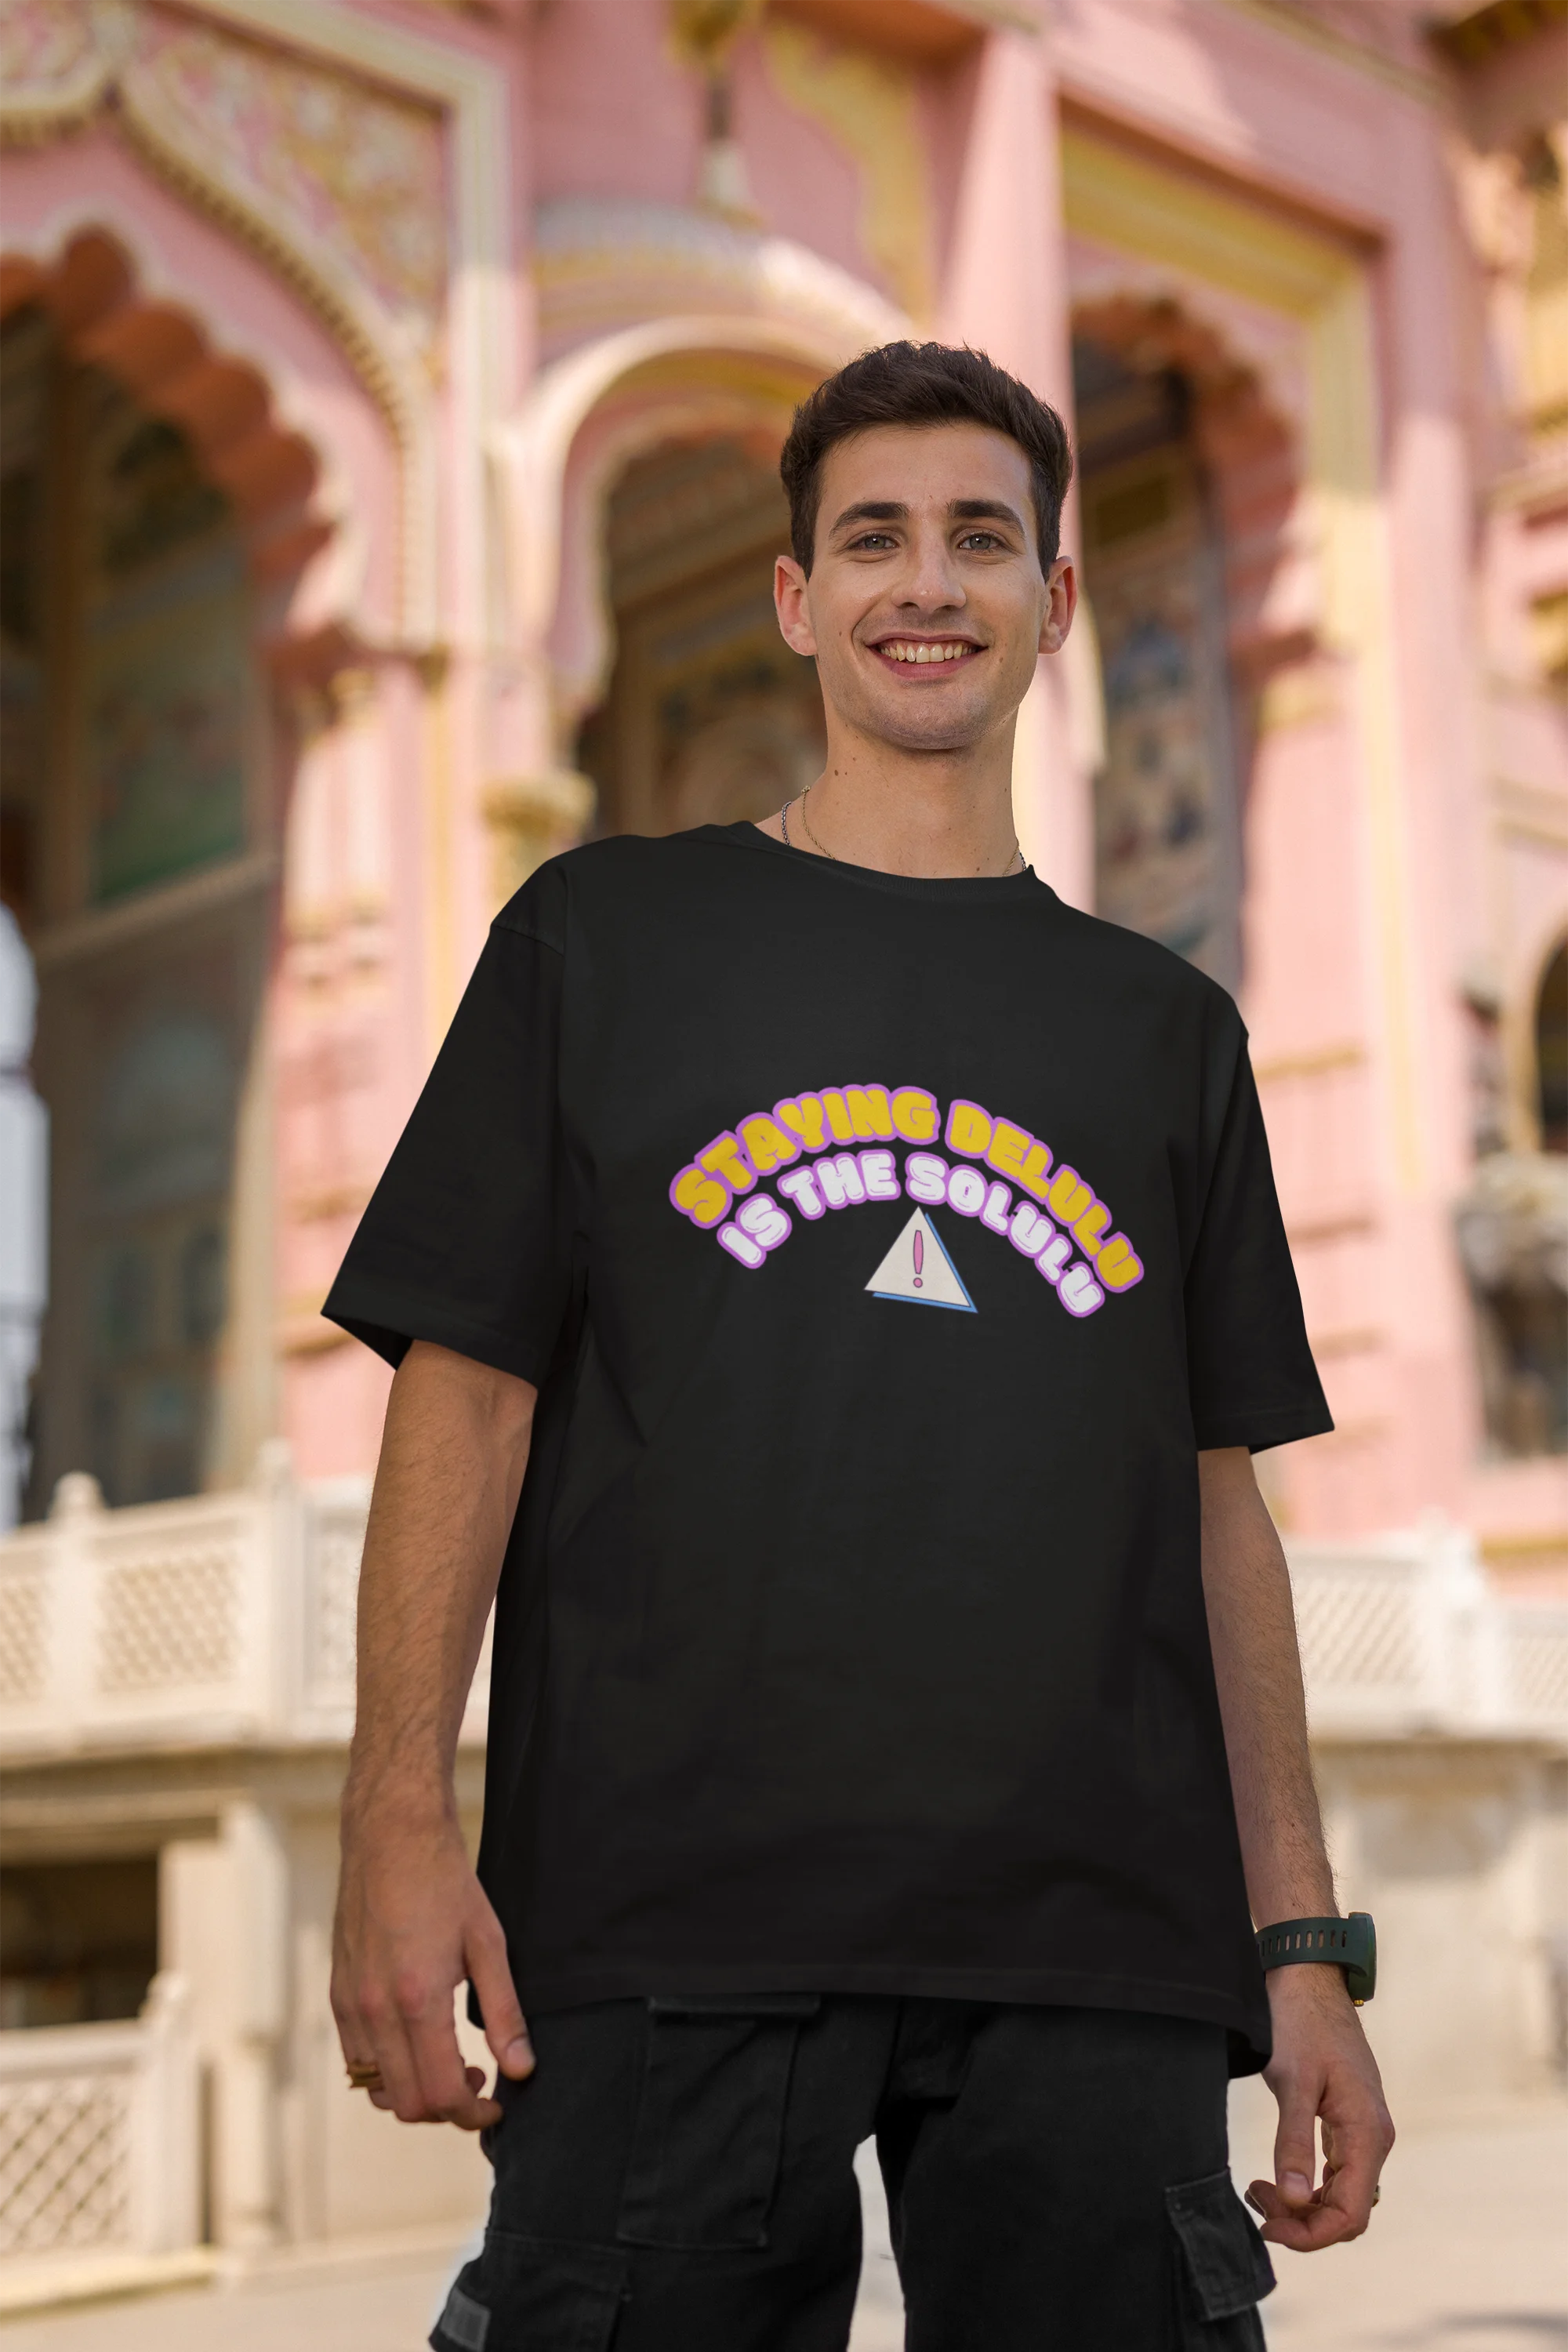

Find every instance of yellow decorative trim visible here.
[1256,663,1341,735]
[483,771,596,912]
[761,19,935,323]
[0,0,112,143]
[286,1185,373,1223]
[1480,1529,1568,1563]
[1286,1213,1377,1244]
[1495,776,1568,851]
[1062,125,1426,1196]
[1212,0,1445,101]
[1254,1041,1366,1083]
[670,0,764,71]
[418,648,458,1051]
[1308,1326,1384,1356]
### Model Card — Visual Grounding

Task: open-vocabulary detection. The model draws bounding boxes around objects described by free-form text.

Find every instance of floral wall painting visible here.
[86,544,249,902]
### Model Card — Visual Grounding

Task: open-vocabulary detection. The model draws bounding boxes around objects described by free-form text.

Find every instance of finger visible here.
[467,1911,534,2081]
[1269,2067,1322,2209]
[331,1975,399,2107]
[1315,2118,1386,2237]
[1246,2178,1359,2252]
[402,1997,499,2131]
[361,1999,430,2123]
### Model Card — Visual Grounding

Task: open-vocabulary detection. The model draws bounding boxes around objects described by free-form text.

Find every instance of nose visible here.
[898,520,966,614]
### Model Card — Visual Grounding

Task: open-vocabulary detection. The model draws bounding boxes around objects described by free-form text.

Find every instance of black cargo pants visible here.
[431,1996,1274,2352]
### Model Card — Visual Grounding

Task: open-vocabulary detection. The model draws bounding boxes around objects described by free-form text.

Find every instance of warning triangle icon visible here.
[865,1207,976,1313]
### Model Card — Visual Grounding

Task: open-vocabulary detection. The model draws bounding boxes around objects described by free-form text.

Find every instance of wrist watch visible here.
[1255,1911,1376,2005]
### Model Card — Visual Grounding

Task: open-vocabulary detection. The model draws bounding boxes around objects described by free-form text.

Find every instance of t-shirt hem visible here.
[1192,1400,1335,1454]
[515,1956,1271,2072]
[321,1277,551,1385]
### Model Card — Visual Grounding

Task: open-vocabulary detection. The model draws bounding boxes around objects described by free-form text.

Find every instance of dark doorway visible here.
[576,437,826,837]
[0,1857,159,2028]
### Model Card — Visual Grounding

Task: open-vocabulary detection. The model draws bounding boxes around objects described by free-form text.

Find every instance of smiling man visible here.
[326,343,1392,2352]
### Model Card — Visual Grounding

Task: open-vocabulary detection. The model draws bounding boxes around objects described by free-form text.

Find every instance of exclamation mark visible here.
[913,1229,924,1289]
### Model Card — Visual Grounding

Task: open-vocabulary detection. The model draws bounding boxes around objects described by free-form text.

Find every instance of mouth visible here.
[868,635,984,673]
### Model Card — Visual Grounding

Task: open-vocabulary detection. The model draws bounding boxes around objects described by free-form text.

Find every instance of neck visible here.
[766,716,1022,879]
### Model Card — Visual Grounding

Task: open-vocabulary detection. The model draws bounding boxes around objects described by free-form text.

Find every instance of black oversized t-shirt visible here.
[325,824,1331,2071]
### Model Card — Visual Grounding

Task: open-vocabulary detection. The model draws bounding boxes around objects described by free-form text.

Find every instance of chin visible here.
[861,693,993,753]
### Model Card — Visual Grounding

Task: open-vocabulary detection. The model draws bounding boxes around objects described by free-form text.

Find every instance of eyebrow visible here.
[949,499,1026,532]
[827,498,1027,537]
[828,500,907,535]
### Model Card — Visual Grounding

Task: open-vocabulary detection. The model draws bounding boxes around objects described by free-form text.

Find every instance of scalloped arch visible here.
[0,227,336,600]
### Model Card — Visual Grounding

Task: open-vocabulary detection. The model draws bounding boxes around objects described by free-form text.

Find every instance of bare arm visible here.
[332,1340,538,2129]
[1200,1446,1394,2249]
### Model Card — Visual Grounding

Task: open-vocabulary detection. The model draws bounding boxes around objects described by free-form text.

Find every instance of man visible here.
[327,341,1393,2350]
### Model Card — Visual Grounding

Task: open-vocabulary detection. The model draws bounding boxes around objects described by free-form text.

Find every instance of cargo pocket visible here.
[615,1992,821,2251]
[430,2233,627,2352]
[1165,2170,1275,2349]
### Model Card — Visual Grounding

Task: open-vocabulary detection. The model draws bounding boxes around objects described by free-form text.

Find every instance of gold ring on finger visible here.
[1371,2184,1381,2207]
[346,2060,384,2092]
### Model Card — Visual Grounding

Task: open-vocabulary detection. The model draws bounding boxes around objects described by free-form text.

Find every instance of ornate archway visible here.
[485,223,907,885]
[0,231,344,1514]
[2,229,331,604]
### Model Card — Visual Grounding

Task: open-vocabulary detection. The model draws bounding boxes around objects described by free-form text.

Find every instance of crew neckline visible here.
[702,821,1051,907]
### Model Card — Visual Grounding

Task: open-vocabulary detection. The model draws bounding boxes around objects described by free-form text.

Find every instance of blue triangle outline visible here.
[870,1210,978,1313]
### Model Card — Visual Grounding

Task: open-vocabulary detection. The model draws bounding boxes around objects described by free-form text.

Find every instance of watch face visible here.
[1347,1912,1377,2004]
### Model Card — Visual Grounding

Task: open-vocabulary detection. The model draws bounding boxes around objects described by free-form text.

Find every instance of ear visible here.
[775,554,818,658]
[1038,557,1077,657]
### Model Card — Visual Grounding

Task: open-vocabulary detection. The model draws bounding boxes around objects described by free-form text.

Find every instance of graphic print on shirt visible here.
[866,1207,976,1312]
[667,1081,1144,1321]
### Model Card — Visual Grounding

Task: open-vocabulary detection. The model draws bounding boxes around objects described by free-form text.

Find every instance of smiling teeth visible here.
[884,642,972,662]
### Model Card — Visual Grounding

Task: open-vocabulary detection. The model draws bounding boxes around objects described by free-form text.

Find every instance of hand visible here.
[332,1795,535,2129]
[1247,1965,1394,2250]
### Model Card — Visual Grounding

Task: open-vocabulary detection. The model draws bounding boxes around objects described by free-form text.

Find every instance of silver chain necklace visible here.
[781,784,1022,877]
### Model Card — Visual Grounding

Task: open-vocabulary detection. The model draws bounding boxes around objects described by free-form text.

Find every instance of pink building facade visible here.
[3,0,1566,1578]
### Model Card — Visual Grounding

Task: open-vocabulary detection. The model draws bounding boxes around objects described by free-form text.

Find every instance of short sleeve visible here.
[322,902,572,1386]
[1184,1022,1333,1454]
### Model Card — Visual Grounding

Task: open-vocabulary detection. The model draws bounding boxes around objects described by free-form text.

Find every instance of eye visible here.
[957,530,1007,551]
[847,531,897,551]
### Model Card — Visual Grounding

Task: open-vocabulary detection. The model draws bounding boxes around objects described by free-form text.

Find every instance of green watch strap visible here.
[1255,1911,1376,2005]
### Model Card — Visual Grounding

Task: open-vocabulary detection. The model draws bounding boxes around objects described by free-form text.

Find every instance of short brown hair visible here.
[779,341,1073,575]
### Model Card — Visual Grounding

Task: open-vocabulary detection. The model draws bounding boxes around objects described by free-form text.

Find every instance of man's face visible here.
[775,422,1075,757]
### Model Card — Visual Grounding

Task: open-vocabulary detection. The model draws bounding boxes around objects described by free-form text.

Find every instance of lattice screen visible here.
[1510,1621,1568,1720]
[0,2073,132,2255]
[98,1548,239,1691]
[0,1566,47,1705]
[1294,1573,1420,1691]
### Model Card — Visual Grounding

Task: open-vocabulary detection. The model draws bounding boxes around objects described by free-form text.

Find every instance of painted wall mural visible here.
[86,544,249,903]
[1074,342,1240,986]
[83,387,250,902]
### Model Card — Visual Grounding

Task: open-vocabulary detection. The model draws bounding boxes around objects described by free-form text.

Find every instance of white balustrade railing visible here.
[1288,1518,1568,1739]
[0,1975,198,2267]
[0,1465,1561,1758]
[0,1447,489,1760]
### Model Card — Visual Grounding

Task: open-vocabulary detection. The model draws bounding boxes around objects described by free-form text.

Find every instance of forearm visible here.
[346,1340,535,1826]
[1198,1446,1334,1926]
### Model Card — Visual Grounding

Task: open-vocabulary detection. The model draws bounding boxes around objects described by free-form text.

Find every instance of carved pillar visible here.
[211,1799,289,2249]
[939,29,1092,909]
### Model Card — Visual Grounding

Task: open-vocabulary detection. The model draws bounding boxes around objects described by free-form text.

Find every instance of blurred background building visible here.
[0,0,1564,2313]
